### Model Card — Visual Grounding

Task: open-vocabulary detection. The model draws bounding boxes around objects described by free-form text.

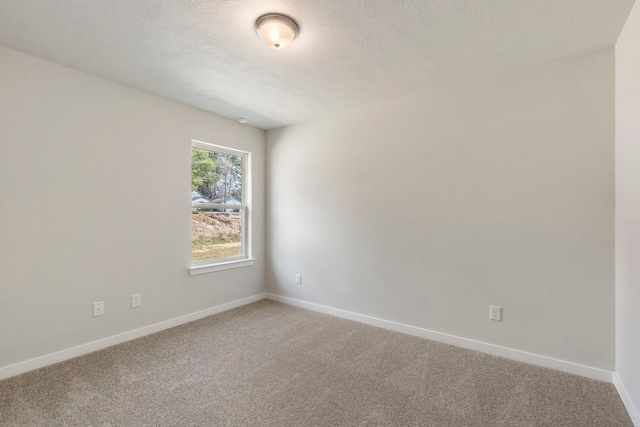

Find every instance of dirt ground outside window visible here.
[191,212,241,262]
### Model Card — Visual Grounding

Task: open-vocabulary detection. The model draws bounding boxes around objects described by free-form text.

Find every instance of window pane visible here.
[192,148,243,205]
[191,142,249,267]
[191,208,243,263]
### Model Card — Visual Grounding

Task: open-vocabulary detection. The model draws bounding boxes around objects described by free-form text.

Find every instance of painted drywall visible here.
[0,45,265,370]
[615,0,640,422]
[267,48,615,370]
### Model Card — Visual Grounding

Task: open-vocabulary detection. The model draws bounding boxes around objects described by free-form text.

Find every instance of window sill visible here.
[189,258,255,276]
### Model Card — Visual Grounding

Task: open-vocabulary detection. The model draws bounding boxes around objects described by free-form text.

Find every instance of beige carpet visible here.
[0,300,632,426]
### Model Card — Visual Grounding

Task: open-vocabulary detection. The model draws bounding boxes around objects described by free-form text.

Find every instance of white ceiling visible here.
[0,0,635,130]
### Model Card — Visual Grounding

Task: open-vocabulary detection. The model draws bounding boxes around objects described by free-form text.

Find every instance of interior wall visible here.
[267,48,615,370]
[615,0,640,421]
[0,45,265,370]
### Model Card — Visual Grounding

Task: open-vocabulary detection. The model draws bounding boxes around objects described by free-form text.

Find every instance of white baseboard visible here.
[0,293,266,381]
[266,293,614,383]
[614,374,640,427]
[1,291,618,386]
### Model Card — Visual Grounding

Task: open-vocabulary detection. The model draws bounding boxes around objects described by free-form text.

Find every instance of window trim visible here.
[189,140,253,275]
[189,258,255,276]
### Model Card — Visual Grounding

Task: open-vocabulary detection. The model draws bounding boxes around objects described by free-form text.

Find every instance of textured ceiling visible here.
[0,0,635,129]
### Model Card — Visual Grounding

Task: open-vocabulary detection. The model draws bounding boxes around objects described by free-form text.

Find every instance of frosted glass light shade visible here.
[255,14,299,49]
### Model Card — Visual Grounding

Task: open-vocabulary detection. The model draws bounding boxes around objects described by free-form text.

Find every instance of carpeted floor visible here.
[0,300,633,426]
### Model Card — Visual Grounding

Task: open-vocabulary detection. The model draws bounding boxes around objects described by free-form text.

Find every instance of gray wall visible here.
[0,45,266,369]
[267,48,615,370]
[615,0,640,422]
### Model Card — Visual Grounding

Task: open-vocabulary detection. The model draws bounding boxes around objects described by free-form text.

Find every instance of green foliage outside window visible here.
[191,147,218,192]
[191,147,242,202]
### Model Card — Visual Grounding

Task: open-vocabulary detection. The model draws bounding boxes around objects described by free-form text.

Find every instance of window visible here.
[189,140,253,275]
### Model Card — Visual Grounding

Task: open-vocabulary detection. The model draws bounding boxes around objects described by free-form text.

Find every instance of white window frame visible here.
[189,140,254,275]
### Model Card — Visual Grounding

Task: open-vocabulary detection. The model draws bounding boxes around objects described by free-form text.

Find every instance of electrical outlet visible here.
[295,274,302,285]
[131,294,141,308]
[490,305,502,321]
[93,301,104,317]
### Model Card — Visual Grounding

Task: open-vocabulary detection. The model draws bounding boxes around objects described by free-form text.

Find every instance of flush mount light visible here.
[255,13,299,49]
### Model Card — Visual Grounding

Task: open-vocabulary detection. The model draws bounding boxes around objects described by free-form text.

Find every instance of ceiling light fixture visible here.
[255,13,299,49]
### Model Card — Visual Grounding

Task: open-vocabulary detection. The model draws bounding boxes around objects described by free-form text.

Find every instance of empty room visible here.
[1,1,639,426]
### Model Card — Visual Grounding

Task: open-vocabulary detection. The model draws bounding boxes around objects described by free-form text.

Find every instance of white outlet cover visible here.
[490,305,502,321]
[131,294,141,308]
[93,301,104,317]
